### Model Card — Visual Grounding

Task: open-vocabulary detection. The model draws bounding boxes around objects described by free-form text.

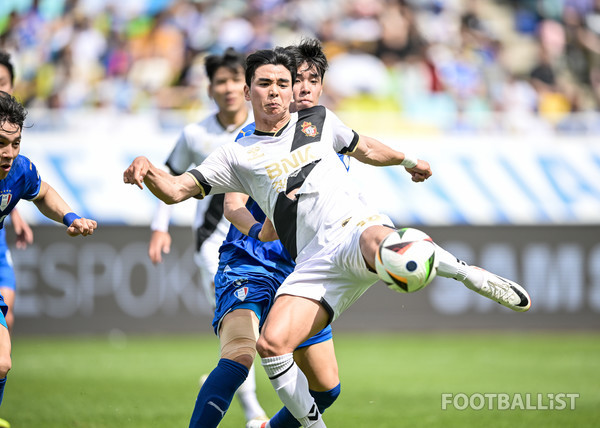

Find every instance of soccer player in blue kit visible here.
[0,51,34,338]
[0,91,97,410]
[188,39,342,428]
[147,48,269,423]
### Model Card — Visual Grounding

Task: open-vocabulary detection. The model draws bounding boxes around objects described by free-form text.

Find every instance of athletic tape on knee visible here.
[219,312,260,361]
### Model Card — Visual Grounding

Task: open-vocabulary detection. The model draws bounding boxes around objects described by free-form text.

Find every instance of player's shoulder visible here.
[182,114,216,136]
[12,154,36,174]
[235,122,256,142]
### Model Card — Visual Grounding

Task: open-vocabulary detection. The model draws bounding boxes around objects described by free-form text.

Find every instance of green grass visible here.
[3,332,599,427]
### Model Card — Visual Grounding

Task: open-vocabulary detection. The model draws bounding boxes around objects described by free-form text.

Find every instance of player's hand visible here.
[405,159,432,183]
[259,218,279,242]
[149,230,171,264]
[11,211,34,249]
[14,221,34,249]
[67,217,97,237]
[123,156,150,189]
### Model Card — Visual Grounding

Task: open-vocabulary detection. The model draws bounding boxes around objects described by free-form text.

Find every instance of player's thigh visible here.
[258,295,329,355]
[0,324,10,377]
[294,339,339,392]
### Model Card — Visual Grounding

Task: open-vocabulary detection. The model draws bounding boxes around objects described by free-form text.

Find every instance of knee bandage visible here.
[219,311,260,361]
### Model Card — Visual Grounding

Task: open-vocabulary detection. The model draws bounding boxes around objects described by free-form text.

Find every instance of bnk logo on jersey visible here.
[235,287,249,301]
[0,193,12,211]
[301,121,318,137]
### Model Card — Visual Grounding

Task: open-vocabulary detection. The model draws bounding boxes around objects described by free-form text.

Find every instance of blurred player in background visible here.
[146,48,268,423]
[0,51,34,335]
[188,39,343,428]
[124,46,530,427]
[0,91,97,421]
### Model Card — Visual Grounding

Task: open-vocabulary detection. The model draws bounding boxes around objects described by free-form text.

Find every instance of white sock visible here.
[236,363,266,421]
[262,353,324,427]
[434,244,484,290]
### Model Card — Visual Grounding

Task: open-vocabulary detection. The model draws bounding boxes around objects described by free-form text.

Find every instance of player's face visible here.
[0,65,13,95]
[0,122,21,179]
[245,64,293,121]
[292,62,323,111]
[209,66,246,115]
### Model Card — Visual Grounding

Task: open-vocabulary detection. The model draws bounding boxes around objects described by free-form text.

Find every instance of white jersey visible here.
[164,111,254,244]
[189,106,382,263]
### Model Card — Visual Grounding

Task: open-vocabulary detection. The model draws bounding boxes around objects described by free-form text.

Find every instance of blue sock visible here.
[189,359,249,428]
[0,377,6,407]
[270,383,341,428]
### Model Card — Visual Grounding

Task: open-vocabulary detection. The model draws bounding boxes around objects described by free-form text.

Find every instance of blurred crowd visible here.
[1,0,600,135]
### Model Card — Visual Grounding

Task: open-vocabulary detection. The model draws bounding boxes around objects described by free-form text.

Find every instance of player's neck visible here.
[216,109,248,132]
[255,112,291,134]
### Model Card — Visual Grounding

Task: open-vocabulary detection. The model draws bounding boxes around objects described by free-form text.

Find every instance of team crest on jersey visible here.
[301,121,319,137]
[234,286,249,301]
[0,193,12,211]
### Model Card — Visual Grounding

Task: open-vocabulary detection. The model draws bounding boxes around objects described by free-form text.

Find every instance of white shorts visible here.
[276,212,394,323]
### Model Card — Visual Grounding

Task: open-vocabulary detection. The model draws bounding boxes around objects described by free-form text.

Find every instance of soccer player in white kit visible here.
[146,48,267,424]
[125,47,531,427]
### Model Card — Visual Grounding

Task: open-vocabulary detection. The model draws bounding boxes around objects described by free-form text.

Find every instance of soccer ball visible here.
[375,228,438,293]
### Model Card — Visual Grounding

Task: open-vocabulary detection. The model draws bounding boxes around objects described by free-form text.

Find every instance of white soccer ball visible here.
[375,228,438,293]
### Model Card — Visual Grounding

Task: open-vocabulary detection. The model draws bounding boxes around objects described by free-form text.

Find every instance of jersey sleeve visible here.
[22,158,42,201]
[185,144,245,198]
[327,108,359,154]
[165,131,195,175]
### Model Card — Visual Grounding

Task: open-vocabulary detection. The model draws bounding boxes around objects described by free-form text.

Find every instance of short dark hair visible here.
[0,51,15,86]
[245,47,297,87]
[204,47,246,83]
[0,91,27,132]
[286,38,328,81]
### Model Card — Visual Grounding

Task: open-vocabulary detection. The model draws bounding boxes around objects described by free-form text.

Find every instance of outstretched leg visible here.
[433,244,530,311]
[361,226,531,311]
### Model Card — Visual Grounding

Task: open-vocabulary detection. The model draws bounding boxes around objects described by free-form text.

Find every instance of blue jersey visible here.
[0,155,41,228]
[218,198,295,277]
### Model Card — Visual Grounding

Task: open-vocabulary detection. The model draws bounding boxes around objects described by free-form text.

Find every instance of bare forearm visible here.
[143,167,188,204]
[224,193,256,234]
[123,156,201,203]
[32,183,73,224]
[351,135,408,166]
[349,135,431,182]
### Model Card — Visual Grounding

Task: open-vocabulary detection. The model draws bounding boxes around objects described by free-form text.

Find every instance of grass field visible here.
[2,332,599,427]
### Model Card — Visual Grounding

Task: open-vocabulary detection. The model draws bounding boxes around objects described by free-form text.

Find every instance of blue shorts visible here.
[297,324,332,349]
[212,260,283,335]
[212,261,332,348]
[0,229,15,291]
[0,294,7,330]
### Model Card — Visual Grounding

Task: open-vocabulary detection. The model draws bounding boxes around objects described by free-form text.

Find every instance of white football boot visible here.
[246,419,268,428]
[472,268,531,312]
